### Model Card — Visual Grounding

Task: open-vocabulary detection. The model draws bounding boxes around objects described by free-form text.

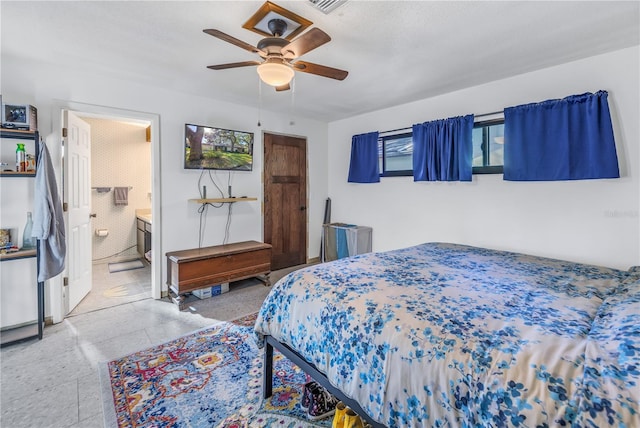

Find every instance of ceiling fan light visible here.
[257,62,295,87]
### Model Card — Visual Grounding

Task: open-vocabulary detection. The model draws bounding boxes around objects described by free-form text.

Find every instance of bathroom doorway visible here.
[49,101,162,323]
[69,114,153,315]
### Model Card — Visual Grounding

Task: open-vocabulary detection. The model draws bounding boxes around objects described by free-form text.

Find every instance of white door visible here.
[63,111,92,313]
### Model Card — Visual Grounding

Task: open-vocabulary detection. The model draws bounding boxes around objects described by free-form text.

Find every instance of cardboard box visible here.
[192,283,230,299]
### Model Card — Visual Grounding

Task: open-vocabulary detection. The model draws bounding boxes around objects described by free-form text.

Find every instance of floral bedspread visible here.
[254,243,640,427]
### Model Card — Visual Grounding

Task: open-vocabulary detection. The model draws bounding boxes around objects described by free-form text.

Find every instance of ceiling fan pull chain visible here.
[289,77,296,126]
[257,76,263,127]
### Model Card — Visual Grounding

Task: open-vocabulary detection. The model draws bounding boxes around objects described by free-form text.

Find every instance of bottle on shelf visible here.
[26,154,36,172]
[16,143,26,172]
[21,212,36,250]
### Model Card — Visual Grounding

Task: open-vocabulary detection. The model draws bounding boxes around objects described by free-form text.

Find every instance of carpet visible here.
[108,259,145,273]
[99,320,331,427]
[184,263,313,321]
[229,312,259,327]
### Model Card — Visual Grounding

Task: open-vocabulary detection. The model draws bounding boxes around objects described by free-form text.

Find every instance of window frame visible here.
[377,118,505,177]
[378,131,413,177]
[472,118,505,175]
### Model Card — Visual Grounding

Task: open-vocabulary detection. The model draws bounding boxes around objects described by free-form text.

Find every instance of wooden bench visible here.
[166,240,272,310]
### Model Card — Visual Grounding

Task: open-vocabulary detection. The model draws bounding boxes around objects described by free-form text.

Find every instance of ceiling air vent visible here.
[307,0,347,14]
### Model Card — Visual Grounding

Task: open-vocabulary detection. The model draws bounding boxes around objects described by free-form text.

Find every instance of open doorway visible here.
[69,114,153,315]
[49,101,161,323]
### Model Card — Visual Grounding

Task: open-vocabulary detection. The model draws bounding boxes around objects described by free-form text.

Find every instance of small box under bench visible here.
[166,240,272,310]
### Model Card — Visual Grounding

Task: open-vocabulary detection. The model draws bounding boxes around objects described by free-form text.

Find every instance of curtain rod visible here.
[378,110,504,135]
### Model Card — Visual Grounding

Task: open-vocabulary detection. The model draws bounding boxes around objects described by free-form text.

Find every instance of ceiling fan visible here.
[204,18,348,91]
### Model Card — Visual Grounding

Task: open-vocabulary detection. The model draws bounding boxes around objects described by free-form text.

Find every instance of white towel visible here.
[114,187,129,206]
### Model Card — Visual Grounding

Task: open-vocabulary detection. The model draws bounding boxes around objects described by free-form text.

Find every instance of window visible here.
[378,132,413,177]
[377,119,505,177]
[472,119,504,174]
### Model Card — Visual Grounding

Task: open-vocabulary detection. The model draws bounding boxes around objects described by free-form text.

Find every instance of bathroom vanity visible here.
[136,209,151,260]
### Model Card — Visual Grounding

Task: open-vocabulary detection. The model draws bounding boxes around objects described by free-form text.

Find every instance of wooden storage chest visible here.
[166,240,272,309]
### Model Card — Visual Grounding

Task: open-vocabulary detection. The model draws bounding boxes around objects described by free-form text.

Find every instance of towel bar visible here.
[91,186,133,192]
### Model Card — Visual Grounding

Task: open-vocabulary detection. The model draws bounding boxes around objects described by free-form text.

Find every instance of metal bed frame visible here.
[262,335,387,428]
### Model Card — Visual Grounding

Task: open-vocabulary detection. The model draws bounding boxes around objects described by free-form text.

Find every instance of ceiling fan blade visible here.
[275,83,291,92]
[207,61,261,70]
[203,29,264,55]
[292,60,348,80]
[281,28,331,59]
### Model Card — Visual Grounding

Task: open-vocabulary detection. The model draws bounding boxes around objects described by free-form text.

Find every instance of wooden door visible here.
[63,111,92,313]
[263,133,307,270]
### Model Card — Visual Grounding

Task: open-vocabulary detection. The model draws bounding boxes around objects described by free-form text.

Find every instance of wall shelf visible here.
[0,129,38,139]
[0,249,37,261]
[1,129,38,176]
[189,197,257,204]
[0,129,44,347]
[0,171,36,177]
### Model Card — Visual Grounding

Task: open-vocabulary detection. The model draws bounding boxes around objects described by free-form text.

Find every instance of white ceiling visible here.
[1,1,638,122]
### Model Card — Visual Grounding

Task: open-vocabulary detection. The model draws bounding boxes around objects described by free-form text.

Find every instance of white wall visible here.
[328,46,639,270]
[1,54,328,326]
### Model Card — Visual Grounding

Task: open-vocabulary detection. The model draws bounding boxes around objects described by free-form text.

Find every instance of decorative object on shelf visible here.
[0,228,12,248]
[1,103,38,131]
[26,154,35,171]
[21,212,36,250]
[16,143,26,172]
[0,227,20,255]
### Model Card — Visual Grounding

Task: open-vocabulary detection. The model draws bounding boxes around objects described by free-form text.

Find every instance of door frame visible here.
[262,130,309,268]
[49,100,162,323]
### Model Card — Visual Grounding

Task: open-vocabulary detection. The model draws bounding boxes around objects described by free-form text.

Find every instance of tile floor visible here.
[0,259,255,428]
[69,259,153,316]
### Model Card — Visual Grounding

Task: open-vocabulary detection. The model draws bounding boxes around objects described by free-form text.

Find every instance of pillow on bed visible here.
[574,277,640,426]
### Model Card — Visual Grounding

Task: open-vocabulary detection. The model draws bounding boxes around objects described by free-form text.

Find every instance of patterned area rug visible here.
[230,312,259,327]
[99,321,331,427]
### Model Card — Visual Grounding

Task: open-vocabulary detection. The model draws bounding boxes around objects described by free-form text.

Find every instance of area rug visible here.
[229,312,259,327]
[108,259,145,273]
[99,321,331,427]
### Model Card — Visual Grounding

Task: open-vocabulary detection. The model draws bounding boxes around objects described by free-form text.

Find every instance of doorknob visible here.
[300,206,306,211]
[90,213,97,218]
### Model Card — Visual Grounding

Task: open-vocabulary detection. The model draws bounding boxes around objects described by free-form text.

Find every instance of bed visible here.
[254,242,640,427]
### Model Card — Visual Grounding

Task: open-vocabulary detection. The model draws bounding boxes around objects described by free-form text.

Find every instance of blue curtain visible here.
[348,131,380,183]
[412,115,474,181]
[504,91,619,181]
